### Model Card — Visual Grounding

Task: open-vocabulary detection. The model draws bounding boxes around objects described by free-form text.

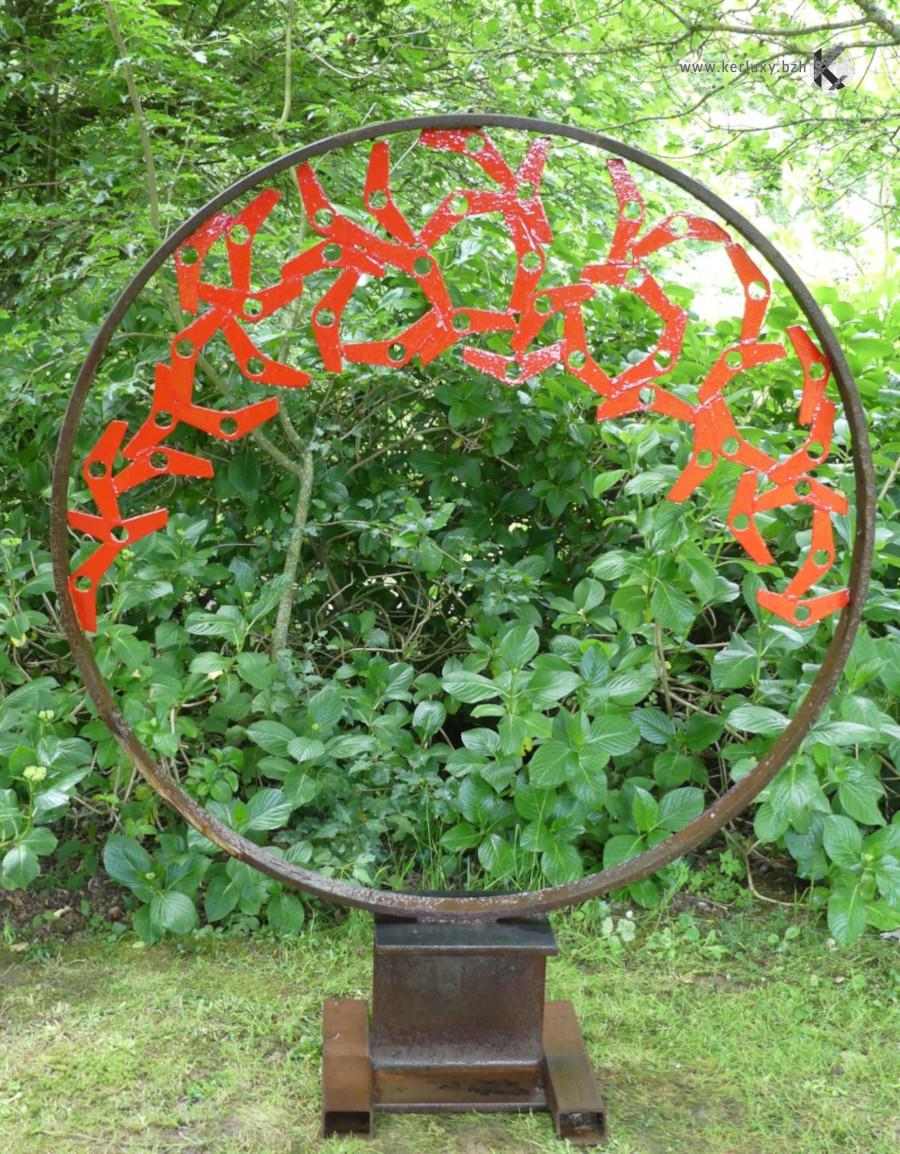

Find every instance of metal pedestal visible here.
[322,916,607,1145]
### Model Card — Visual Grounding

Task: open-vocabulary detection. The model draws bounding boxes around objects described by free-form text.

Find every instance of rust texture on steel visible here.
[323,916,606,1143]
[51,114,877,922]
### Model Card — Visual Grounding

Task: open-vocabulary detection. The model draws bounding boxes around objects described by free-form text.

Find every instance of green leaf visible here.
[478,834,516,878]
[822,815,863,869]
[308,686,343,729]
[874,856,900,905]
[827,881,867,945]
[838,767,884,826]
[412,700,446,741]
[498,623,539,670]
[246,721,297,757]
[631,787,659,832]
[529,740,576,788]
[205,877,239,921]
[150,891,198,935]
[267,891,306,934]
[592,469,626,497]
[542,841,582,884]
[441,822,481,852]
[244,789,293,832]
[592,712,641,756]
[103,835,152,890]
[287,736,326,763]
[442,671,500,703]
[603,834,644,869]
[633,707,676,745]
[528,667,581,708]
[651,583,695,635]
[711,636,757,690]
[1,845,40,890]
[606,666,656,706]
[727,704,789,735]
[811,722,877,747]
[658,787,704,831]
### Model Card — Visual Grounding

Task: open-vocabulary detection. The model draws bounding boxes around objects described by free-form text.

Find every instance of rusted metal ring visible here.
[51,114,876,921]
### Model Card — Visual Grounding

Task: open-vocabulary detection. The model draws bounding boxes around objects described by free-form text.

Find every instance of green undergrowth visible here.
[1,906,897,1154]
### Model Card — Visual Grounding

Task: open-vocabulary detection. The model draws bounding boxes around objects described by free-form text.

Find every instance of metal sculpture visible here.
[51,115,875,1144]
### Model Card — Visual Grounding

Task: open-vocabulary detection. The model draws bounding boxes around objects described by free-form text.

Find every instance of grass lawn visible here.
[1,903,897,1154]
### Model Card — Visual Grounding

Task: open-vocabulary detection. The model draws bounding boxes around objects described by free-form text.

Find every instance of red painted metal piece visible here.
[68,130,849,631]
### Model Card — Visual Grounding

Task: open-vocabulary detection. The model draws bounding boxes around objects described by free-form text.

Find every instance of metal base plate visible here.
[322,998,607,1145]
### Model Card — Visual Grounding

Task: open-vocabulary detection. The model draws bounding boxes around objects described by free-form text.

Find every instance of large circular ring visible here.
[51,114,876,920]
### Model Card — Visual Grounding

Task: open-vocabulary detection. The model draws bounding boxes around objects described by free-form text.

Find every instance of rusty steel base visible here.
[322,916,607,1145]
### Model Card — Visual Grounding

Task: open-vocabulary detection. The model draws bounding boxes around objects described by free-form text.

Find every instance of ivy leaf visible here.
[478,834,516,878]
[603,834,644,869]
[287,736,326,763]
[633,707,677,745]
[308,686,343,729]
[651,583,695,635]
[528,666,581,708]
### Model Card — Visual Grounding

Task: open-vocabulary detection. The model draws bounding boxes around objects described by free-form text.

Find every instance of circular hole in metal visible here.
[367,189,388,210]
[722,436,740,456]
[697,449,716,468]
[669,215,690,236]
[323,242,342,262]
[388,342,406,363]
[220,417,239,436]
[809,362,826,380]
[725,350,743,370]
[732,513,750,531]
[175,338,194,358]
[450,193,468,215]
[522,251,542,271]
[465,134,484,153]
[535,295,553,314]
[314,208,334,229]
[75,575,92,592]
[748,280,768,301]
[795,480,812,496]
[247,356,266,376]
[87,460,106,479]
[150,451,167,470]
[622,200,642,220]
[639,386,655,405]
[111,525,129,543]
[814,549,831,567]
[654,350,672,370]
[795,605,811,623]
[625,266,645,287]
[808,440,825,458]
[413,255,432,276]
[155,410,174,428]
[243,297,264,318]
[229,224,250,245]
[567,349,586,370]
[317,309,336,328]
[452,313,470,332]
[180,245,199,265]
[518,181,535,200]
[505,362,520,381]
